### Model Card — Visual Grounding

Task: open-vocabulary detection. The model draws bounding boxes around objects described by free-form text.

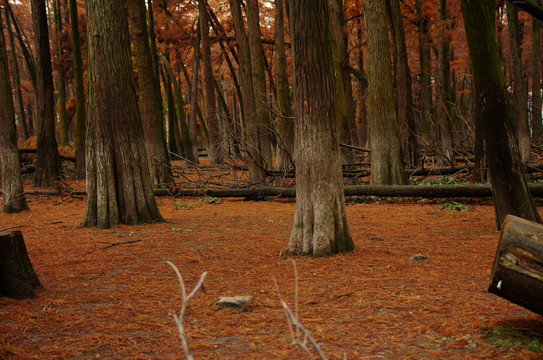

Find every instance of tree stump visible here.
[489,215,543,315]
[0,230,41,299]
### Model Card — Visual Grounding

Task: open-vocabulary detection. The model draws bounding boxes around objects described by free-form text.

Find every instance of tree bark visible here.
[4,1,28,140]
[507,3,531,162]
[436,0,456,166]
[31,0,61,187]
[0,8,28,213]
[54,0,69,147]
[199,0,222,164]
[532,1,542,146]
[68,0,86,179]
[274,0,294,170]
[0,230,41,299]
[246,0,273,169]
[188,21,202,163]
[461,0,541,229]
[489,215,543,316]
[83,0,163,229]
[287,0,354,256]
[355,18,368,148]
[416,0,434,134]
[364,0,407,185]
[229,0,265,183]
[127,0,173,187]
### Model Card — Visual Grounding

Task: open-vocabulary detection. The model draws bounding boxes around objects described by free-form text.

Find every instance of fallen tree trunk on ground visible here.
[0,230,42,299]
[9,183,543,198]
[489,215,543,316]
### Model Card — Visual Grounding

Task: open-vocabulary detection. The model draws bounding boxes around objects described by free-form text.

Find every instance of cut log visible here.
[0,230,41,299]
[488,215,543,315]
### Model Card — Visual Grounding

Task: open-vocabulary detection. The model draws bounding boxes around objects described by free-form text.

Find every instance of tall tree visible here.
[286,0,354,256]
[436,0,456,166]
[246,0,273,168]
[461,0,541,229]
[31,0,61,187]
[506,3,531,162]
[0,7,28,213]
[4,0,28,140]
[365,0,407,185]
[83,0,163,229]
[127,0,172,187]
[229,0,265,182]
[532,0,542,146]
[68,0,86,179]
[188,21,202,163]
[416,0,433,133]
[274,0,293,169]
[199,0,223,164]
[54,0,69,146]
[388,0,417,167]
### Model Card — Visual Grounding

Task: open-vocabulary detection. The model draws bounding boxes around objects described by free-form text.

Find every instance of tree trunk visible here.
[355,18,368,148]
[274,0,294,170]
[68,0,86,179]
[0,231,41,299]
[188,21,202,163]
[532,2,542,147]
[31,0,61,187]
[416,0,434,135]
[229,0,265,183]
[436,0,456,166]
[199,0,222,164]
[162,59,183,158]
[0,8,28,213]
[489,215,543,316]
[54,0,69,147]
[83,0,163,229]
[507,3,531,162]
[461,0,541,229]
[246,0,273,169]
[127,0,173,187]
[4,1,28,140]
[388,0,417,168]
[365,0,407,185]
[287,0,354,256]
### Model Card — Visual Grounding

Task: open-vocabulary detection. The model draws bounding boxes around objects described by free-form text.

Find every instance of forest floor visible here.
[2,162,543,359]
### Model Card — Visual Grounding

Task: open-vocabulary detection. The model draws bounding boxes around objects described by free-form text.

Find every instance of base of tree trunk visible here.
[488,215,543,316]
[0,230,41,299]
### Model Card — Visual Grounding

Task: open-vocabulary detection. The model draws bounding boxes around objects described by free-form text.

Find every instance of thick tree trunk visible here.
[199,0,222,164]
[83,0,163,229]
[461,0,541,229]
[127,0,173,188]
[364,0,407,185]
[287,0,354,256]
[532,3,542,146]
[416,0,434,134]
[489,215,543,316]
[355,18,368,148]
[68,0,86,179]
[54,0,69,147]
[0,230,41,299]
[31,0,61,187]
[0,9,28,213]
[229,0,265,183]
[274,0,294,170]
[507,3,531,162]
[388,0,417,168]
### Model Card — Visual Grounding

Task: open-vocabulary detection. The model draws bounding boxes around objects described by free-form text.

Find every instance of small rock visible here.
[409,254,429,262]
[216,295,253,310]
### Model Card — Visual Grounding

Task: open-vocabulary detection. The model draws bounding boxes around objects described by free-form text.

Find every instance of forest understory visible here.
[2,160,543,359]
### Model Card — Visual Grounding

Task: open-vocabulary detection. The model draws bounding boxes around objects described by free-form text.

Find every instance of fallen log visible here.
[488,215,543,316]
[0,230,41,299]
[7,183,543,199]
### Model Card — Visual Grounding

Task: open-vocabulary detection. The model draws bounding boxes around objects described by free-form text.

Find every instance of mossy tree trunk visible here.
[461,0,542,229]
[364,0,407,185]
[286,0,354,257]
[0,8,28,213]
[506,3,531,162]
[31,0,61,187]
[68,0,86,179]
[83,0,163,229]
[274,0,294,170]
[127,0,172,188]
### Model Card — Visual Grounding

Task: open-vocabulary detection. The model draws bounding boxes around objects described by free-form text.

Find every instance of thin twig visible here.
[0,214,32,232]
[85,239,141,254]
